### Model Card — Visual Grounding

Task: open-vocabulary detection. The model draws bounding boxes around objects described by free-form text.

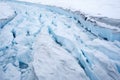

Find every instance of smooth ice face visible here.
[0,1,120,80]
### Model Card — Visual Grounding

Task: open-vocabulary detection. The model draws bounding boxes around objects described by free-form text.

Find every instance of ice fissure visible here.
[0,1,120,80]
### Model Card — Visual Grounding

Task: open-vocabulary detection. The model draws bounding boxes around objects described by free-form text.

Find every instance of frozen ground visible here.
[0,0,120,80]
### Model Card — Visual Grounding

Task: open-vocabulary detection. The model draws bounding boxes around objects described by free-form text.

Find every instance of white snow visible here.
[18,0,120,19]
[0,2,14,19]
[0,2,16,28]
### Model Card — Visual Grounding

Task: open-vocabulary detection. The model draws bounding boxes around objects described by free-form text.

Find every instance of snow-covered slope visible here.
[18,0,120,19]
[0,1,120,80]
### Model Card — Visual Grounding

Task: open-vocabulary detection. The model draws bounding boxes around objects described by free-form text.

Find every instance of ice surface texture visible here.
[0,1,120,80]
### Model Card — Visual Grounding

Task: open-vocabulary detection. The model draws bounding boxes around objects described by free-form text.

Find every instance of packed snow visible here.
[0,0,120,80]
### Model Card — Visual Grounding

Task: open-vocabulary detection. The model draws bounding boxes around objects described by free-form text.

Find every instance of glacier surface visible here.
[0,1,120,80]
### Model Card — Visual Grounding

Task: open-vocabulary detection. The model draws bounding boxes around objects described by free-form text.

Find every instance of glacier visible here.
[0,0,120,80]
